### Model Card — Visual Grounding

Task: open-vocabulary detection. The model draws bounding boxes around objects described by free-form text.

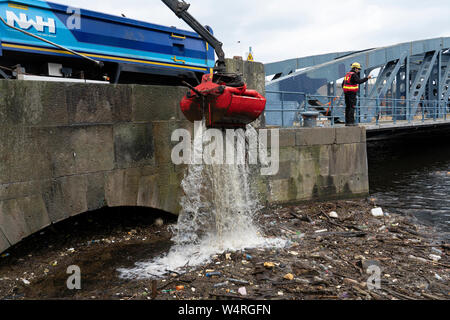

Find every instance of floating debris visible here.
[238,287,247,296]
[328,211,339,219]
[371,207,384,217]
[283,273,294,281]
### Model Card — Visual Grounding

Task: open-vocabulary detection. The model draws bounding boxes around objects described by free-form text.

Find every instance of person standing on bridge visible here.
[343,62,371,126]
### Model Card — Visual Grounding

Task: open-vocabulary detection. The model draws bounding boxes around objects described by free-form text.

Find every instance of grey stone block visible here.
[42,175,89,223]
[105,168,140,207]
[272,161,291,180]
[329,144,356,175]
[0,195,50,246]
[279,129,296,147]
[0,180,40,202]
[296,128,336,146]
[0,126,52,184]
[131,85,186,122]
[225,59,265,94]
[335,127,365,144]
[114,123,155,169]
[152,120,191,167]
[0,229,11,253]
[61,175,89,217]
[87,172,106,211]
[44,125,115,177]
[42,179,69,223]
[65,83,133,124]
[0,198,29,245]
[268,179,290,203]
[0,81,69,127]
[22,194,52,235]
[347,174,370,195]
[137,175,160,208]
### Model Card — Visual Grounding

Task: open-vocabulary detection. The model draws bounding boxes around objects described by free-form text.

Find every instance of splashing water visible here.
[118,123,285,280]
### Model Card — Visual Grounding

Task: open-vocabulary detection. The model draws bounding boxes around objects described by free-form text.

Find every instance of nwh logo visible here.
[6,10,56,34]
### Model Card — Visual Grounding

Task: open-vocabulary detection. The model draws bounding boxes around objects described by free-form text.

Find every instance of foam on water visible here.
[118,124,285,280]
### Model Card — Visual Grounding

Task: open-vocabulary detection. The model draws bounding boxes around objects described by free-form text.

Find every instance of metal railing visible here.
[265,90,450,127]
[265,90,307,127]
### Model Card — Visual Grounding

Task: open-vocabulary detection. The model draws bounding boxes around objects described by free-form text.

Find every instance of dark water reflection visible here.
[367,135,450,240]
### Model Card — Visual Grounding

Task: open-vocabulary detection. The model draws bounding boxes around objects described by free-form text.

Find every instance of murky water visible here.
[368,136,450,240]
[118,123,285,279]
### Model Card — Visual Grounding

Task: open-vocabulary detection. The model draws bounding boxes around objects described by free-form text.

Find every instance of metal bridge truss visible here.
[265,37,450,126]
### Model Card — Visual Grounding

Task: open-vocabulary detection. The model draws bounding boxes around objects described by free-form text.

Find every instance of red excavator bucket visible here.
[180,74,266,128]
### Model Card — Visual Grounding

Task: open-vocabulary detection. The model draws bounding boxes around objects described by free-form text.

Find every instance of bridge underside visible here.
[265,37,450,127]
[364,119,450,141]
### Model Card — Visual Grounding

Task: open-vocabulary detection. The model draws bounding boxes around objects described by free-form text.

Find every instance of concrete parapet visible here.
[296,127,336,146]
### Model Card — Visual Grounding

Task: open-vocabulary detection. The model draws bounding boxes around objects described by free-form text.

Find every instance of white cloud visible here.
[54,0,450,63]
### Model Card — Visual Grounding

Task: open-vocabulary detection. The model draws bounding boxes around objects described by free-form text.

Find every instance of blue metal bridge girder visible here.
[266,37,450,95]
[440,53,450,101]
[264,51,353,77]
[373,52,408,99]
[409,50,439,118]
[264,37,450,126]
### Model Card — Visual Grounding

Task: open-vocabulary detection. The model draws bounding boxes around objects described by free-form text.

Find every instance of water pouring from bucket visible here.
[118,123,285,279]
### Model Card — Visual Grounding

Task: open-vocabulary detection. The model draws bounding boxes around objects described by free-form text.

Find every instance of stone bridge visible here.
[0,60,368,253]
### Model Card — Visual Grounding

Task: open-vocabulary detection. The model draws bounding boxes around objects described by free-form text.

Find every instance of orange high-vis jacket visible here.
[342,71,359,93]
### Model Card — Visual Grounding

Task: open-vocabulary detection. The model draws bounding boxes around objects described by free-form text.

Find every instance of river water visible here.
[367,136,450,241]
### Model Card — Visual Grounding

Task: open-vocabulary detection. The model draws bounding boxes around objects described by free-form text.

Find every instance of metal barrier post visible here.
[422,102,425,122]
[408,99,411,123]
[445,101,447,120]
[375,98,379,125]
[393,98,397,124]
[331,96,335,127]
[305,94,309,112]
[281,92,284,127]
[434,100,436,121]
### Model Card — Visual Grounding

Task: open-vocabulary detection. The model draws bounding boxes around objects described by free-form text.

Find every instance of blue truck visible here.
[0,0,215,84]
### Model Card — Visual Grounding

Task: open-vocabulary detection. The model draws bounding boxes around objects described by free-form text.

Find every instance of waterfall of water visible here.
[118,123,284,279]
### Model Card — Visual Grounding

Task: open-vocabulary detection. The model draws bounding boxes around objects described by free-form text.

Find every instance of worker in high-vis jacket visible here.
[342,62,372,126]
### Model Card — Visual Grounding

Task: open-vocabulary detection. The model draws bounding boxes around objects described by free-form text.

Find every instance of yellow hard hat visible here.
[351,62,361,69]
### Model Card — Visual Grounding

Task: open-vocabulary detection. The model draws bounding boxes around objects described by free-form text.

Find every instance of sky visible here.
[52,0,450,64]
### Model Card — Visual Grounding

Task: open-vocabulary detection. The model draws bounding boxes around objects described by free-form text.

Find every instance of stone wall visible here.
[258,127,368,204]
[0,80,191,253]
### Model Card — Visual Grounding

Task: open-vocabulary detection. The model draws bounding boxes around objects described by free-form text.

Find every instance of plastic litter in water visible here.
[283,273,294,280]
[328,211,338,218]
[238,287,247,296]
[206,272,222,277]
[429,254,441,262]
[371,207,384,217]
[213,281,229,288]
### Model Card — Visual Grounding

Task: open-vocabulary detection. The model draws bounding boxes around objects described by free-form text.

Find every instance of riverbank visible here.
[0,199,448,300]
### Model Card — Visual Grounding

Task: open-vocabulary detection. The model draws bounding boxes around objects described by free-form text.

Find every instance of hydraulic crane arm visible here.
[162,0,266,129]
[161,0,226,72]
